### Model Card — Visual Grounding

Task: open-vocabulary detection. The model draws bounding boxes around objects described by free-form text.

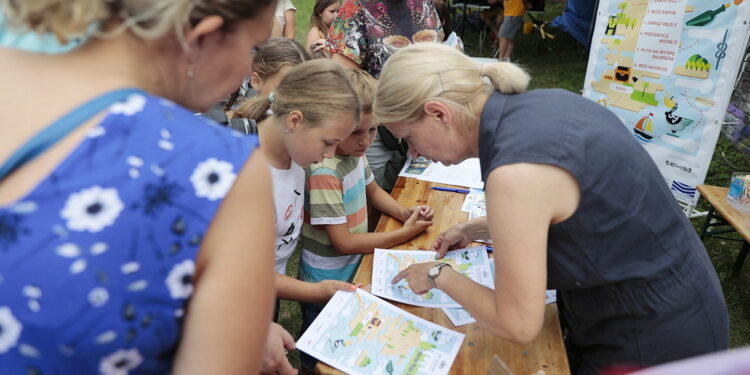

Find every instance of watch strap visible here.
[428,263,451,289]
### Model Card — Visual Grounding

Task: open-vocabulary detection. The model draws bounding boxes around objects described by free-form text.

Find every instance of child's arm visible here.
[324,209,431,255]
[283,9,296,39]
[270,17,282,38]
[275,273,354,303]
[365,180,434,222]
[307,165,431,255]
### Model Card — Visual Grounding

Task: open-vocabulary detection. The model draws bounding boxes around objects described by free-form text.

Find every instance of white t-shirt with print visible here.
[271,161,305,274]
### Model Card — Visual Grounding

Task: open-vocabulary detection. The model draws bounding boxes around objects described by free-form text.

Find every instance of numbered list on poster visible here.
[633,0,687,75]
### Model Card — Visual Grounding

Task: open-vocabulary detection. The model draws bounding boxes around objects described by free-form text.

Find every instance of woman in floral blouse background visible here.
[328,0,444,77]
[328,0,445,192]
[0,0,280,374]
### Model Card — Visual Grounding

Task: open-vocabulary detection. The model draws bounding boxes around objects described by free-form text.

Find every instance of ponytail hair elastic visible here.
[266,92,276,116]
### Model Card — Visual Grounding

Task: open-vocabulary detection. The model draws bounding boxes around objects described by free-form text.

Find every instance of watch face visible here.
[428,266,439,278]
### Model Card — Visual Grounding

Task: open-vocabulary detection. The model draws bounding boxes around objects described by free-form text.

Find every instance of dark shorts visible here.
[559,261,729,375]
[299,301,326,371]
[499,15,524,39]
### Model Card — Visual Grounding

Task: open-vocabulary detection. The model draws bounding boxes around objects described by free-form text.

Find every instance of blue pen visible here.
[431,187,470,194]
[485,246,493,253]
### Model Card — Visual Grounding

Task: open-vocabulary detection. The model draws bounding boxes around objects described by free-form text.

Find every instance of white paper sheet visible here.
[399,156,484,189]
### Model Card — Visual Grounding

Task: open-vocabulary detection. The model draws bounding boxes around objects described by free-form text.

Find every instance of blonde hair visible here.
[0,0,274,45]
[234,59,361,126]
[374,43,530,128]
[345,69,377,114]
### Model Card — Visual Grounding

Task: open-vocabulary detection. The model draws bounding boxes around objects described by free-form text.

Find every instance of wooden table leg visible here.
[700,207,715,240]
[733,241,749,278]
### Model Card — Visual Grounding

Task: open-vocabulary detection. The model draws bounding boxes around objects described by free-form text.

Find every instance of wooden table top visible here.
[697,185,750,243]
[315,177,570,375]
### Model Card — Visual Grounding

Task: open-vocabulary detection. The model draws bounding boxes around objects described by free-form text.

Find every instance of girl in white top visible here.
[236,59,362,303]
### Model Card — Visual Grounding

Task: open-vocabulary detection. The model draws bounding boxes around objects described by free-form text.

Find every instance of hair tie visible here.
[268,92,276,104]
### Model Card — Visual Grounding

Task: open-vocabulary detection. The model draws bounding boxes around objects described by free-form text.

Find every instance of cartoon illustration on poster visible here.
[583,0,750,205]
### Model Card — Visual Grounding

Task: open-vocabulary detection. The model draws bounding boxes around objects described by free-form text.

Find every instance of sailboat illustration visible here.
[634,113,654,140]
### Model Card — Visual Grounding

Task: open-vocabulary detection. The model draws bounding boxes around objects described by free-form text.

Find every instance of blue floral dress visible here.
[0,92,258,374]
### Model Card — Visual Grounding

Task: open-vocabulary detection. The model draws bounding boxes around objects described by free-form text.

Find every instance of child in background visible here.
[234,59,362,312]
[498,0,528,61]
[225,38,310,123]
[306,0,340,57]
[432,0,452,41]
[298,69,434,371]
[272,0,297,39]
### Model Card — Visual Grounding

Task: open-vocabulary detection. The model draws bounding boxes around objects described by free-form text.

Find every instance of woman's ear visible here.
[184,15,225,50]
[423,100,453,129]
[286,110,305,132]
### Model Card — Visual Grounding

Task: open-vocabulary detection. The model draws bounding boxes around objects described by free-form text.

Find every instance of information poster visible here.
[583,0,750,205]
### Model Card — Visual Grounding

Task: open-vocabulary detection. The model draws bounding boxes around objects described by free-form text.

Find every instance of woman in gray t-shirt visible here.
[375,43,729,375]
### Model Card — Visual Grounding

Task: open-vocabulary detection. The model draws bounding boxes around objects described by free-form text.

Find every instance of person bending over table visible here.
[376,43,729,375]
[0,0,281,374]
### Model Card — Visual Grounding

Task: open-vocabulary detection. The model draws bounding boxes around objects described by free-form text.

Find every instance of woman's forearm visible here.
[434,267,543,344]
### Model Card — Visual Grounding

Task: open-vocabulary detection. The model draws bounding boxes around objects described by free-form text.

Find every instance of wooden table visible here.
[316,177,571,375]
[697,185,750,277]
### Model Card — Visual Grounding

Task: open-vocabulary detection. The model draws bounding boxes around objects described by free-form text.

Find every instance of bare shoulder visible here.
[306,27,321,45]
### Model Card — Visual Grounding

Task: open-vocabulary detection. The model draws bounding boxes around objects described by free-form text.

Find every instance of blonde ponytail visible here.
[234,96,273,122]
[374,43,529,128]
[482,62,530,95]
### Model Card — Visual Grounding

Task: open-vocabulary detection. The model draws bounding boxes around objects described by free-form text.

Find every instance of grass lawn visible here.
[280,0,750,368]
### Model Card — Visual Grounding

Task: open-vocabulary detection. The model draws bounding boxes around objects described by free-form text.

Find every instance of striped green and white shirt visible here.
[300,155,373,283]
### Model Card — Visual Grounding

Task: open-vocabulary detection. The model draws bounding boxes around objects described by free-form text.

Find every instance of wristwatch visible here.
[427,263,452,289]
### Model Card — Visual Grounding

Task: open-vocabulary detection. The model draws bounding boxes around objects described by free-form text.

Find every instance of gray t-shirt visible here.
[478,89,718,291]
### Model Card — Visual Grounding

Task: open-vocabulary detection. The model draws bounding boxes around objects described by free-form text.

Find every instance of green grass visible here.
[278,0,750,368]
[292,0,314,45]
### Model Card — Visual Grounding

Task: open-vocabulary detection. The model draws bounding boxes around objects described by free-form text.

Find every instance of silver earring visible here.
[186,55,196,79]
